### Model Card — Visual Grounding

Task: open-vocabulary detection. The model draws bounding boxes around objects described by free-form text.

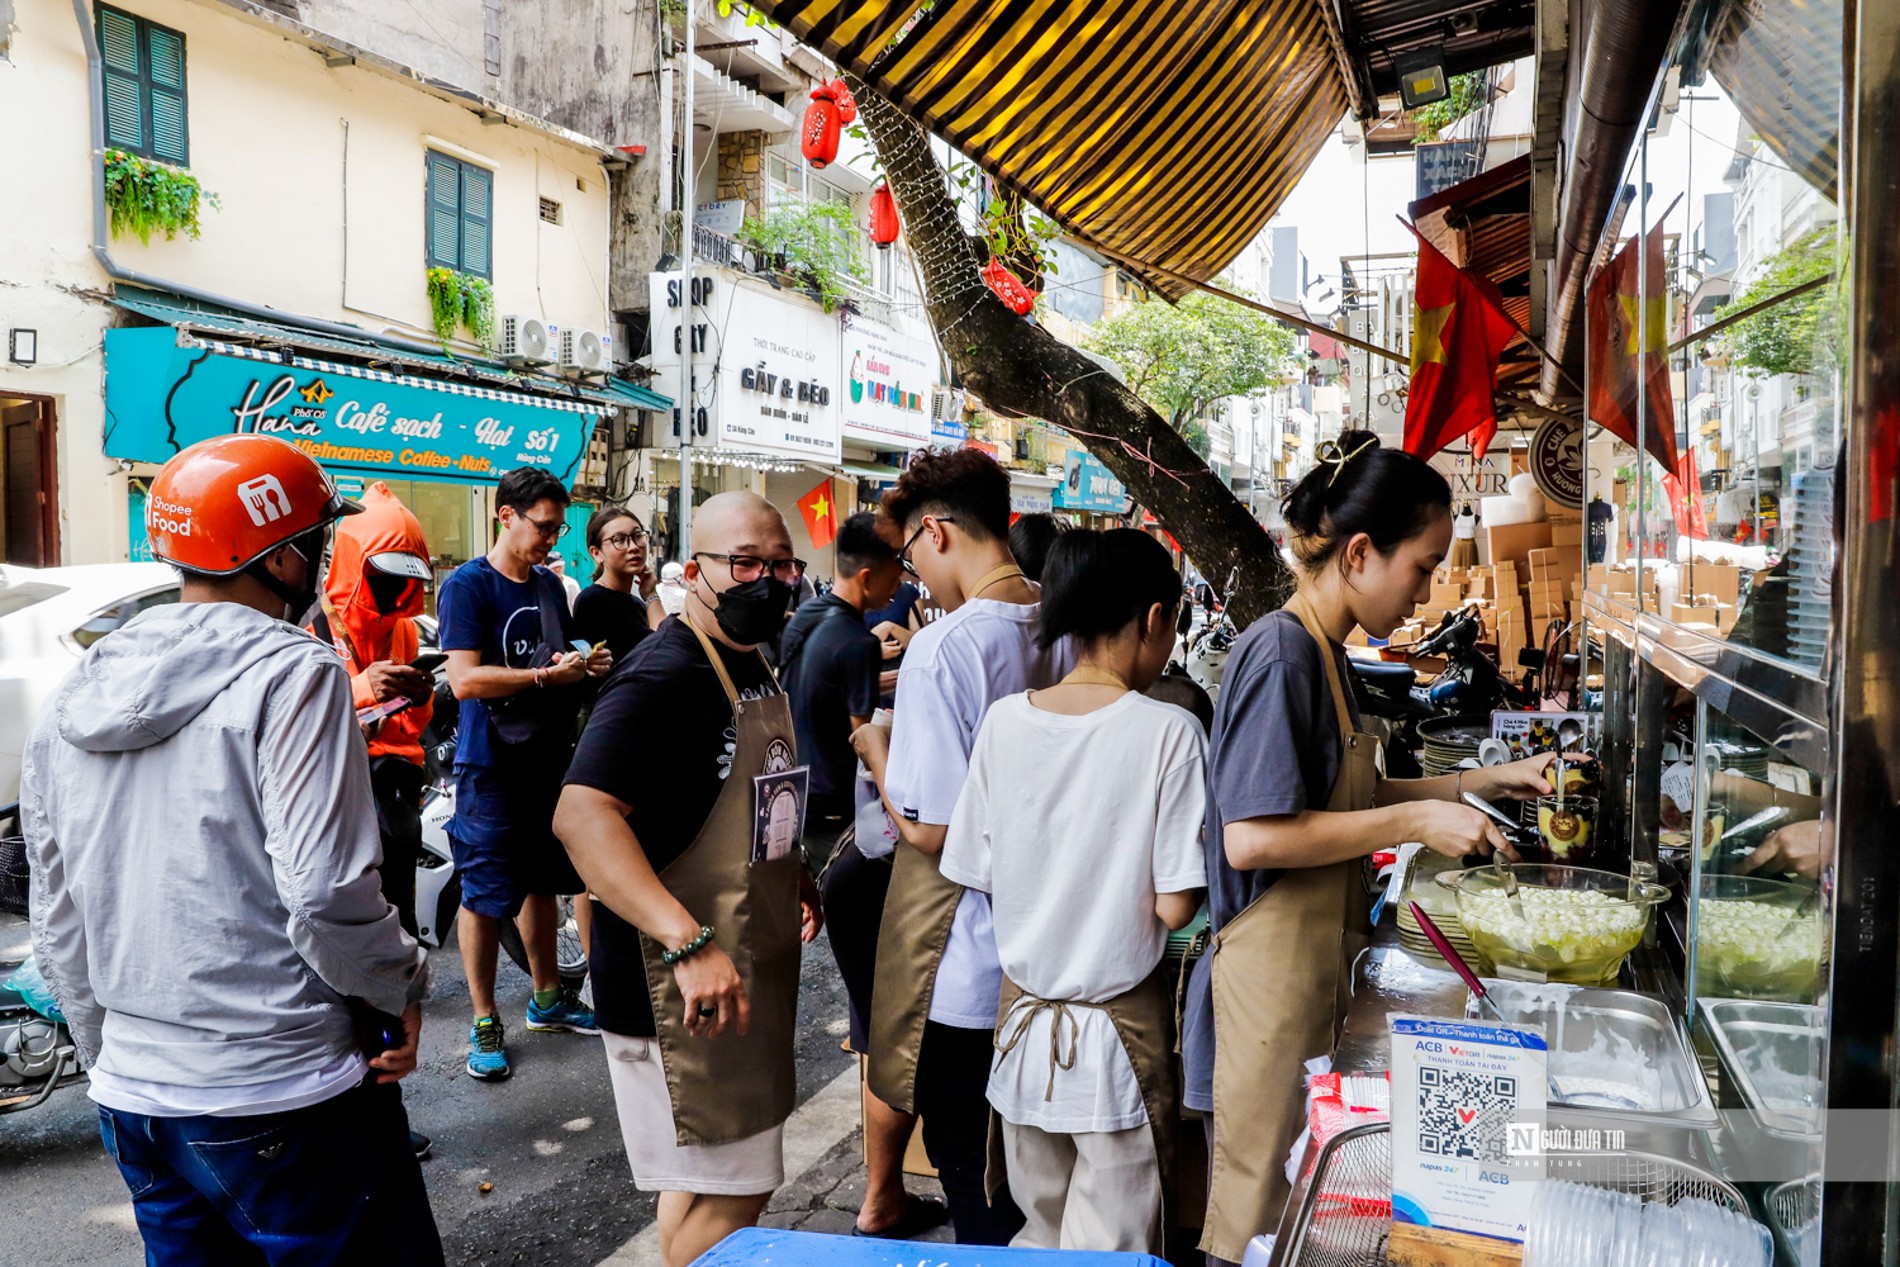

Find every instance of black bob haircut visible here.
[835,511,898,576]
[1008,512,1070,583]
[1281,430,1451,574]
[1038,527,1180,650]
[496,467,571,515]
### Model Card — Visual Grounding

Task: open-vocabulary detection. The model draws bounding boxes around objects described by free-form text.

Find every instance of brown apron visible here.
[986,965,1179,1199]
[1201,595,1378,1261]
[865,561,1031,1114]
[638,616,804,1146]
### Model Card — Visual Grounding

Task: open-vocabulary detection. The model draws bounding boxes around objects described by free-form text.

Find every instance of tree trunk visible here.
[847,74,1294,625]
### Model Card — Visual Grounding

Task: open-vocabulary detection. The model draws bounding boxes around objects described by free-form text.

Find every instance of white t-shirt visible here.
[883,597,1073,1028]
[940,691,1207,1133]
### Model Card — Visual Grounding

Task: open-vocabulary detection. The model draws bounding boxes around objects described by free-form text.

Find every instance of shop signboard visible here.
[840,314,935,448]
[1054,449,1131,514]
[930,417,967,446]
[102,327,604,485]
[1416,140,1486,200]
[1009,478,1054,516]
[648,271,843,462]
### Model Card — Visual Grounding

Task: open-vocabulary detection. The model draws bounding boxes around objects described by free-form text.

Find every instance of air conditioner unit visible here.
[560,327,613,374]
[498,315,557,366]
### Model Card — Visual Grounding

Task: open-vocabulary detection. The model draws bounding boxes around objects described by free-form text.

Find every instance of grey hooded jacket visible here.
[21,600,428,1091]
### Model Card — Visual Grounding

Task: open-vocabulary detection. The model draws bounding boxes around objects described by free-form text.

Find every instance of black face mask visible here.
[248,531,324,623]
[703,575,795,646]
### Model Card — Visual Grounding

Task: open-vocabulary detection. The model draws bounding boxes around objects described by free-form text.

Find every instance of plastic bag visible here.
[7,955,67,1024]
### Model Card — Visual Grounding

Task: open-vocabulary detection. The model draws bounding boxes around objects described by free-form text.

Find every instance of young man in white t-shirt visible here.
[852,450,1072,1245]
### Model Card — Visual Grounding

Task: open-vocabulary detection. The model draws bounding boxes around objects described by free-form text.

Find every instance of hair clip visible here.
[1316,437,1378,487]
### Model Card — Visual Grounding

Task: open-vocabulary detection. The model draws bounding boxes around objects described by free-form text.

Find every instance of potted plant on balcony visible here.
[738,201,867,313]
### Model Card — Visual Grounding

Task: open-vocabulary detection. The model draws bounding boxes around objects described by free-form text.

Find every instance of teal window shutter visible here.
[423,150,494,281]
[460,163,493,279]
[146,26,189,165]
[98,7,144,154]
[97,6,188,164]
[426,151,462,270]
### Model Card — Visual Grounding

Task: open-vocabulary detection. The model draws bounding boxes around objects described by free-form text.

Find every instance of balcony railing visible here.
[665,219,894,324]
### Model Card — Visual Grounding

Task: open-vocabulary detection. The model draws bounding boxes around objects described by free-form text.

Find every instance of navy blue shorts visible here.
[448,762,582,919]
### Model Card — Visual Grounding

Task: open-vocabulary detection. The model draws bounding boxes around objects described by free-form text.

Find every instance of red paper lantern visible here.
[982,256,1036,316]
[801,92,841,169]
[869,183,899,248]
[829,78,858,124]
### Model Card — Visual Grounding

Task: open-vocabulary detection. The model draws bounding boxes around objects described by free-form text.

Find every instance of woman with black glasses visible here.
[576,506,663,661]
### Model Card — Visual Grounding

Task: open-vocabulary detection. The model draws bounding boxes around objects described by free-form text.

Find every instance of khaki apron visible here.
[1201,595,1378,1261]
[986,965,1179,1201]
[638,617,804,1146]
[866,561,1029,1114]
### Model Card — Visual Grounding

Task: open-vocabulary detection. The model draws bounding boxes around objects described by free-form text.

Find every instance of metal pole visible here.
[677,0,696,562]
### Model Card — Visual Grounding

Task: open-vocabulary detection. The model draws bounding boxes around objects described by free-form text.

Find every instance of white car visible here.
[0,563,180,807]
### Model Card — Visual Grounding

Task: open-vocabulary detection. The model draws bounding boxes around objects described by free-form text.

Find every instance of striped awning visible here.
[1706,0,1841,202]
[755,0,1349,297]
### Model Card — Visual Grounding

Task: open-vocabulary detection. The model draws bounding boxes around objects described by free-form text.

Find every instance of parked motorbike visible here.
[0,803,86,1115]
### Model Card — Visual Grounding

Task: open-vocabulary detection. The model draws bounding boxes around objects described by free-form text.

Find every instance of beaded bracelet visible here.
[662,925,716,965]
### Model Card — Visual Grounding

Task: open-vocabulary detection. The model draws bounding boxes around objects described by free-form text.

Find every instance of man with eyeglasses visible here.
[556,491,823,1267]
[439,468,612,1082]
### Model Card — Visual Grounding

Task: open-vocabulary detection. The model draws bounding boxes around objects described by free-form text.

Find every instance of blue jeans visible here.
[97,1080,443,1266]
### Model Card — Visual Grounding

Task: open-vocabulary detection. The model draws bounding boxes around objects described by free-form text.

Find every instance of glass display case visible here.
[1565,1,1882,1261]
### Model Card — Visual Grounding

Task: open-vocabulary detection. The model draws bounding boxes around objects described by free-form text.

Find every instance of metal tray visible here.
[1701,998,1826,1138]
[1465,981,1718,1129]
[1282,1122,1748,1267]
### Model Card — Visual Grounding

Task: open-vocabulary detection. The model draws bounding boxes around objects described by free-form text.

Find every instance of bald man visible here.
[556,493,823,1267]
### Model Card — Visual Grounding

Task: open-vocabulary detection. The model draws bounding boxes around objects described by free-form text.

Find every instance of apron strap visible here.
[1284,593,1356,745]
[996,994,1087,1102]
[968,563,1026,601]
[681,612,776,708]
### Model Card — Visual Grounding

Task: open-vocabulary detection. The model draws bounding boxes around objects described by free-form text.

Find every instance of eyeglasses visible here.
[898,515,956,577]
[694,552,807,584]
[520,513,570,540]
[603,529,647,550]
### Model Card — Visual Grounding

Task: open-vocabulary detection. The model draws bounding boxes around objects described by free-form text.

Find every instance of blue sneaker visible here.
[466,1016,510,1080]
[526,988,600,1035]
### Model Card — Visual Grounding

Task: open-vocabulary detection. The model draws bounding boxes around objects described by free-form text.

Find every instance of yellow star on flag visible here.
[1411,302,1455,376]
[1618,293,1669,356]
[810,493,830,522]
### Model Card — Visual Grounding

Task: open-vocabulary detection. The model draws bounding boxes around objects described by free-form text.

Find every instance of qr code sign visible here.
[1415,1064,1519,1162]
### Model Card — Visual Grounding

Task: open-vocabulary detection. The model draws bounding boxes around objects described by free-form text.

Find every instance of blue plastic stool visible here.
[693,1228,1170,1267]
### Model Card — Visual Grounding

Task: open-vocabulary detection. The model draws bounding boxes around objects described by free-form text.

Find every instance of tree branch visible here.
[846,72,1293,624]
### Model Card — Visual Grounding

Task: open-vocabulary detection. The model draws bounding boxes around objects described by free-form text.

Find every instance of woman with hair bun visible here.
[1186,432,1560,1264]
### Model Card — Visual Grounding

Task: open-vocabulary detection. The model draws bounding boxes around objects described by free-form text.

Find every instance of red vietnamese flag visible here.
[796,479,839,551]
[1665,446,1710,539]
[1586,223,1680,473]
[1401,224,1517,461]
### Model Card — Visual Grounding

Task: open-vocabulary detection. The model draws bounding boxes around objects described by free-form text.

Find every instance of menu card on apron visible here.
[1389,1015,1547,1243]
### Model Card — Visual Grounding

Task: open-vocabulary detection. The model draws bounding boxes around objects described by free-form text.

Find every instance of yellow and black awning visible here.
[756,0,1349,296]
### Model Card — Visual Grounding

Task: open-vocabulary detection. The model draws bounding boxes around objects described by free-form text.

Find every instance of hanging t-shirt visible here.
[1180,608,1359,1112]
[436,558,578,769]
[883,596,1074,1029]
[563,616,781,1037]
[940,692,1206,1133]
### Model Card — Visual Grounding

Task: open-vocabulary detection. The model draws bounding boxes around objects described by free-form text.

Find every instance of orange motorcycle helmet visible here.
[146,434,362,575]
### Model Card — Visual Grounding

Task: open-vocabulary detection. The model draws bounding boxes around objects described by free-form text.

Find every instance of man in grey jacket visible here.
[22,435,440,1265]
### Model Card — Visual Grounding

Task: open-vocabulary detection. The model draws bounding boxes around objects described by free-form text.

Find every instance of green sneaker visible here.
[466,1016,510,1080]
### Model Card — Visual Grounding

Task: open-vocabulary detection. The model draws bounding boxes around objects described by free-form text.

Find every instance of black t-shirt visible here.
[780,593,881,820]
[572,583,652,663]
[564,616,781,1037]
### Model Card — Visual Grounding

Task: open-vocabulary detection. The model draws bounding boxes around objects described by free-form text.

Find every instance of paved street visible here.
[0,926,947,1266]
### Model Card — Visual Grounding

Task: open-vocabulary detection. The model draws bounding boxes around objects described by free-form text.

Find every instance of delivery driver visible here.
[308,481,437,936]
[23,435,439,1262]
[554,491,823,1267]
